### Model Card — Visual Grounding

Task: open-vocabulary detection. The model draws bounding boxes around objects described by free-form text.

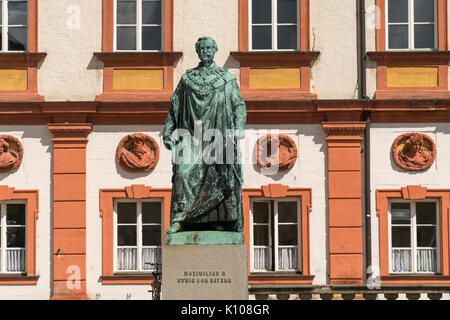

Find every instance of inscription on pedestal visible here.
[162,245,248,300]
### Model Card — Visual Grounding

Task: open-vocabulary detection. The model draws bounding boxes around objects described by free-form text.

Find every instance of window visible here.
[389,201,439,273]
[115,0,162,51]
[114,199,162,272]
[387,0,436,50]
[0,201,26,273]
[0,0,28,51]
[250,0,298,50]
[251,198,300,272]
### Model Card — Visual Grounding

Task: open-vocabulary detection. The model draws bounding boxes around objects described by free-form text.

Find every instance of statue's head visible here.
[405,133,423,154]
[195,36,218,65]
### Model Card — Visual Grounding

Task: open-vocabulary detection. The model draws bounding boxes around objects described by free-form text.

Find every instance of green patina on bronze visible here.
[166,231,244,245]
[163,36,247,243]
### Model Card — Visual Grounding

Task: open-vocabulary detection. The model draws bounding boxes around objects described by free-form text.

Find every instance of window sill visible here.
[230,51,320,65]
[0,274,39,285]
[367,51,450,63]
[381,274,450,284]
[230,51,320,101]
[94,51,182,102]
[93,51,182,67]
[101,273,155,285]
[0,52,46,101]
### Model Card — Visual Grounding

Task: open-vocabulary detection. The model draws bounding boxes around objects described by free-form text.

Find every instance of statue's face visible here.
[196,39,217,64]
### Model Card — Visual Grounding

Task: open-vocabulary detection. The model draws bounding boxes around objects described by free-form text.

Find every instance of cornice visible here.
[321,122,367,136]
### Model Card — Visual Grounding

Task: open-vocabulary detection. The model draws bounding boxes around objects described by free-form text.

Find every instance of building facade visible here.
[0,0,449,300]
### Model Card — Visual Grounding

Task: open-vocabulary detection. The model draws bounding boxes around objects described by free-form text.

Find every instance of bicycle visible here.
[146,262,162,300]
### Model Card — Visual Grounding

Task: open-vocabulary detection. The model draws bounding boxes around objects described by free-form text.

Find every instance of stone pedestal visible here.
[162,244,248,300]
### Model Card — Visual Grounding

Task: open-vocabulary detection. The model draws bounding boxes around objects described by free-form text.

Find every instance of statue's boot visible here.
[166,212,186,234]
[166,222,183,234]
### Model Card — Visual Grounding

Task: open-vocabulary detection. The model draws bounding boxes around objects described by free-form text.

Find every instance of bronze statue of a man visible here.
[163,36,247,234]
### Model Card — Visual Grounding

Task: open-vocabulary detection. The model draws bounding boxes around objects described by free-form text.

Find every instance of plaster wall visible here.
[0,126,52,299]
[309,0,359,99]
[38,0,103,101]
[85,124,328,299]
[172,0,240,86]
[369,123,450,274]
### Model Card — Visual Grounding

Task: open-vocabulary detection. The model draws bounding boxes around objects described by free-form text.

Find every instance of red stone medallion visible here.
[256,134,298,171]
[116,133,160,172]
[392,132,436,171]
[0,135,23,172]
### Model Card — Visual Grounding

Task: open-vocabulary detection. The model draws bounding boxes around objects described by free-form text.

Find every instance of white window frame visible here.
[0,200,27,274]
[388,199,440,274]
[386,0,438,51]
[249,0,300,51]
[113,198,163,273]
[113,0,164,52]
[250,197,301,272]
[0,0,28,52]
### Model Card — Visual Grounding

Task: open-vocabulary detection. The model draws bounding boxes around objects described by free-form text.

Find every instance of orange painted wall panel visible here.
[53,255,86,281]
[328,199,362,227]
[329,228,363,254]
[328,147,361,171]
[328,172,361,198]
[53,174,86,201]
[53,280,87,298]
[53,149,86,173]
[54,202,86,228]
[54,229,86,254]
[329,254,363,279]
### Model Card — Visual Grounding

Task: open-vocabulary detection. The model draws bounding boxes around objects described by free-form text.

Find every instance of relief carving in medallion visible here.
[256,134,298,171]
[0,135,23,172]
[116,133,160,172]
[392,132,436,171]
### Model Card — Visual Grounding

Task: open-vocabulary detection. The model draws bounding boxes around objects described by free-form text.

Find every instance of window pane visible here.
[278,225,297,245]
[142,247,161,270]
[143,225,161,246]
[252,0,272,24]
[253,202,269,224]
[117,202,137,223]
[417,226,436,247]
[7,227,25,247]
[414,24,435,48]
[278,202,297,223]
[118,225,137,246]
[0,28,2,50]
[417,248,437,272]
[414,0,434,22]
[277,25,297,49]
[391,203,411,224]
[142,0,161,24]
[8,1,27,25]
[392,226,411,247]
[392,248,412,272]
[277,0,297,23]
[142,26,161,50]
[117,247,136,270]
[254,225,269,246]
[416,202,436,224]
[252,25,272,49]
[142,202,161,223]
[389,0,409,23]
[0,2,2,25]
[8,27,27,51]
[389,25,409,49]
[117,26,136,50]
[117,0,137,24]
[7,204,25,225]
